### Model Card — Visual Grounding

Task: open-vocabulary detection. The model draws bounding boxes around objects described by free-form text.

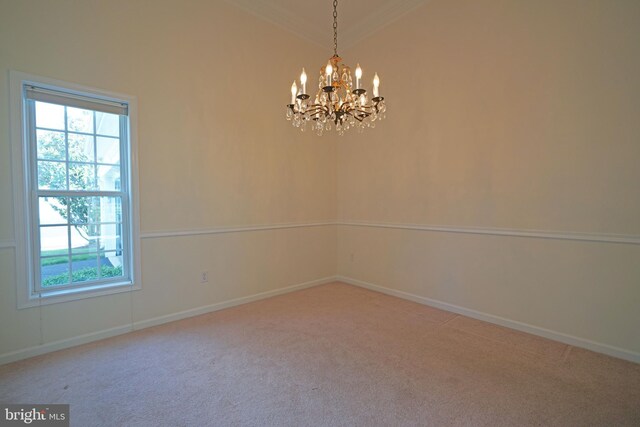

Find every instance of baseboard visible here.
[0,276,337,366]
[0,325,134,366]
[132,276,336,330]
[337,275,640,364]
[5,275,636,365]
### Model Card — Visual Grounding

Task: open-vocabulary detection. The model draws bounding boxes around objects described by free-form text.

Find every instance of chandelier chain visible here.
[333,0,338,55]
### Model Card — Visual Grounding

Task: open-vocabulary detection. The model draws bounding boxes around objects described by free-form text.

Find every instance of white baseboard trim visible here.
[337,275,640,364]
[0,276,337,366]
[132,276,336,330]
[4,274,637,365]
[0,325,134,366]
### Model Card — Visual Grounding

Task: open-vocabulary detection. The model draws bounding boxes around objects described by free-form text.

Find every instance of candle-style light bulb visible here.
[326,61,333,85]
[291,81,297,104]
[355,63,362,90]
[300,68,307,94]
[373,73,380,98]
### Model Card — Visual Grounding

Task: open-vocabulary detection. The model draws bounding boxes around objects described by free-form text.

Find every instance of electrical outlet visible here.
[200,271,209,284]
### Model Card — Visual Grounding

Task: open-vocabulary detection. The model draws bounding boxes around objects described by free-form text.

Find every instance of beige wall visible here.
[1,0,639,363]
[338,0,640,356]
[0,0,337,359]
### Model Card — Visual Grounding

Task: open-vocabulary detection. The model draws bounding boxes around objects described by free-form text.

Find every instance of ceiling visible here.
[224,0,429,51]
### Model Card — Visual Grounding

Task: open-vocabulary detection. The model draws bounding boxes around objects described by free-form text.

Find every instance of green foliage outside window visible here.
[42,265,123,287]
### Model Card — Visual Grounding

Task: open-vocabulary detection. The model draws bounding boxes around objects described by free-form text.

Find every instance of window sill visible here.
[19,280,141,309]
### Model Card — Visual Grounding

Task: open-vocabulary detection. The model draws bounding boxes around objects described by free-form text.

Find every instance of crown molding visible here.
[223,0,328,49]
[340,0,430,50]
[223,0,430,50]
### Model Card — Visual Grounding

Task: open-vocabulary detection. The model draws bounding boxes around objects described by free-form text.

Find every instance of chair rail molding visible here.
[140,221,337,239]
[0,240,17,249]
[338,221,640,245]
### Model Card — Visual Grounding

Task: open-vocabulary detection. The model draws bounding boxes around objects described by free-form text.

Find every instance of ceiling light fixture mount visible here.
[286,0,386,136]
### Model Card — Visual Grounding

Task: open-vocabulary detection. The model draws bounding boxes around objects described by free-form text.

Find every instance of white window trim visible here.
[9,71,142,308]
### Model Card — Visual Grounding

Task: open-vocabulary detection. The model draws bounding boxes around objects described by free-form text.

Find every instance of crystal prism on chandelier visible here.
[285,0,386,136]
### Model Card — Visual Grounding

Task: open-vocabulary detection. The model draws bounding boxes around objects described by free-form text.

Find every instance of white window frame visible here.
[9,71,141,308]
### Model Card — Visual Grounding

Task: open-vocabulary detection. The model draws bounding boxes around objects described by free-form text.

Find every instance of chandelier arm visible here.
[345,110,369,122]
[351,108,372,116]
[346,112,364,123]
[305,106,327,114]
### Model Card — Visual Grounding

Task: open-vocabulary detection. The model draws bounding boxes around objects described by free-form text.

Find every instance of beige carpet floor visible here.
[1,282,639,426]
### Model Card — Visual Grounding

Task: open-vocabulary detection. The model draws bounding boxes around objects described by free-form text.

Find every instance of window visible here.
[10,72,140,307]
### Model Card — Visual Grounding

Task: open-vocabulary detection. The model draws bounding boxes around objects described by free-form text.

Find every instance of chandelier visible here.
[285,0,387,136]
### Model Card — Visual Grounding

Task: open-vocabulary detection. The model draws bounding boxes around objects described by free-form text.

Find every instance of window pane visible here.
[35,102,65,130]
[72,238,98,254]
[39,197,67,225]
[101,251,124,279]
[64,197,121,252]
[68,133,94,163]
[97,165,120,191]
[69,251,98,265]
[69,163,96,190]
[59,197,100,253]
[65,197,101,251]
[95,112,119,137]
[66,196,101,224]
[36,130,66,160]
[99,223,123,253]
[41,257,70,288]
[100,197,122,222]
[38,161,67,190]
[96,136,120,164]
[40,225,69,253]
[70,224,99,253]
[67,107,93,133]
[71,254,99,283]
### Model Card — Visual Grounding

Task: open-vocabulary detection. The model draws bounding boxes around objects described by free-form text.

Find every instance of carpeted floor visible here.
[1,282,639,426]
